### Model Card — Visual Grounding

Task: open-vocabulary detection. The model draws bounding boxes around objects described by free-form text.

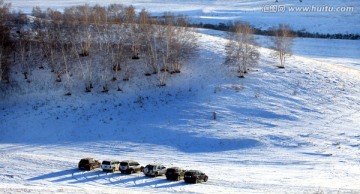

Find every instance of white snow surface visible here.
[8,0,360,34]
[1,29,360,193]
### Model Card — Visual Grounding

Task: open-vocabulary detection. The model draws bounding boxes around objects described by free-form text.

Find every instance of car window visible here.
[102,161,110,165]
[80,159,88,164]
[120,162,128,166]
[185,171,193,176]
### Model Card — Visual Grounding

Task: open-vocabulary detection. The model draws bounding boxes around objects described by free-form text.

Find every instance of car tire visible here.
[204,177,208,182]
[154,172,158,177]
[143,168,149,174]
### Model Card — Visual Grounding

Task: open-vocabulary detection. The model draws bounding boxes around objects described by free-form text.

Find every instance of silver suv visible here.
[143,164,167,177]
[101,160,120,172]
[119,160,144,174]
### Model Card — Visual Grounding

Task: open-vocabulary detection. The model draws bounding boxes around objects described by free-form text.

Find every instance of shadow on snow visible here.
[28,169,186,189]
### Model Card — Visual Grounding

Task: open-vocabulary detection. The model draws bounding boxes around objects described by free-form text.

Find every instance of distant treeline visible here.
[191,22,360,40]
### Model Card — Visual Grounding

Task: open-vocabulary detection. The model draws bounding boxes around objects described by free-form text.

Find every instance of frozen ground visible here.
[9,0,360,34]
[1,29,360,193]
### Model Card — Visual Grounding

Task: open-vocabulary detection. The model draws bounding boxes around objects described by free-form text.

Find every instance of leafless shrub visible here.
[231,84,244,92]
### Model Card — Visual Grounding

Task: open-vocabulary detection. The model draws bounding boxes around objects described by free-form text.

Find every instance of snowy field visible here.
[1,29,360,193]
[1,0,360,193]
[9,0,360,34]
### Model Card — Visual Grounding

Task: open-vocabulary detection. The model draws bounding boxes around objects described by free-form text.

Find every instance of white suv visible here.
[101,160,120,172]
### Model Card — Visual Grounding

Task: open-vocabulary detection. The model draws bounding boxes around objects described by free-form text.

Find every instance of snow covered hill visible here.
[1,29,360,193]
[9,0,360,34]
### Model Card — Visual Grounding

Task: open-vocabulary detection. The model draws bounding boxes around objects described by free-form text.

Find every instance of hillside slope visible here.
[1,30,360,193]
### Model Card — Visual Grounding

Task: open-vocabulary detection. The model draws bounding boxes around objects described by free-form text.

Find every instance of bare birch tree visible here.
[0,0,11,82]
[170,15,197,73]
[59,41,73,95]
[46,8,65,81]
[138,9,157,75]
[112,25,125,81]
[101,22,112,92]
[77,5,92,57]
[156,17,176,86]
[225,21,259,78]
[107,4,124,24]
[271,24,295,68]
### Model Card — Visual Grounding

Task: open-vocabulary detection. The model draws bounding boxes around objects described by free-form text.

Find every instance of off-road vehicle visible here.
[143,164,167,177]
[119,160,144,174]
[165,167,186,181]
[101,160,120,172]
[184,170,208,183]
[78,158,101,171]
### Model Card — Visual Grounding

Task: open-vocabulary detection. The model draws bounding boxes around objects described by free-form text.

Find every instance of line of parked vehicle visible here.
[78,158,208,184]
